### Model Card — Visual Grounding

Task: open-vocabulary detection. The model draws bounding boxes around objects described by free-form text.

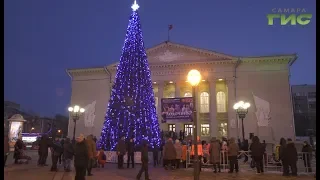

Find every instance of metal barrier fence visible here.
[186,150,316,175]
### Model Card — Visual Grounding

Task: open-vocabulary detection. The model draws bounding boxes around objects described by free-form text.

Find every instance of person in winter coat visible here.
[59,139,64,164]
[63,138,74,172]
[209,137,221,173]
[116,136,126,169]
[152,146,159,167]
[181,142,187,168]
[85,135,96,176]
[50,139,63,172]
[283,138,298,176]
[97,149,106,168]
[136,140,150,180]
[74,134,88,180]
[302,141,312,172]
[279,138,289,176]
[174,140,182,169]
[14,139,23,164]
[227,137,239,173]
[38,135,51,166]
[4,135,9,167]
[126,138,135,168]
[249,136,265,173]
[242,139,249,163]
[163,138,177,170]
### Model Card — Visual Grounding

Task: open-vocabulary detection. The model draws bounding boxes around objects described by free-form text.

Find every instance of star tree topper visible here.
[131,0,139,11]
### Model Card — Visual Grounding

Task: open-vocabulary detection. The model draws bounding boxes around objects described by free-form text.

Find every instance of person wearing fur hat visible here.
[227,137,239,173]
[209,137,221,173]
[163,138,176,170]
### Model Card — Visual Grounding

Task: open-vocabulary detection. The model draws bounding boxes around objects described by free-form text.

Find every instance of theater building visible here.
[67,41,297,142]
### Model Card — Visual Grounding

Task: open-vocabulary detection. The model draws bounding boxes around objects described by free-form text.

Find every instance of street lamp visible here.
[68,105,85,142]
[187,69,201,180]
[233,101,250,141]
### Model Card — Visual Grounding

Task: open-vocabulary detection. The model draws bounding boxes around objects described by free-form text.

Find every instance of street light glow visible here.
[80,108,85,113]
[187,69,201,86]
[74,105,80,112]
[68,107,73,112]
[233,101,250,110]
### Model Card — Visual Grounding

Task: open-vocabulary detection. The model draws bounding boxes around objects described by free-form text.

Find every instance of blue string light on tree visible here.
[98,0,161,151]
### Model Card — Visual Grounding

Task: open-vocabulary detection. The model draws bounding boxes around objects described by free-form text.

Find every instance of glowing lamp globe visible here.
[187,69,201,86]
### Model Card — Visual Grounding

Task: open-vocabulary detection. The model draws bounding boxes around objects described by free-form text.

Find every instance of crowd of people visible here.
[3,132,315,179]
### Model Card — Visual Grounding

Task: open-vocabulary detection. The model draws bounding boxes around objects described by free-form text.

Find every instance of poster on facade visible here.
[161,97,194,123]
[252,94,271,127]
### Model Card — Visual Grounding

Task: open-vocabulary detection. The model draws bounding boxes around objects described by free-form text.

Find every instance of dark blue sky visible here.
[4,0,316,117]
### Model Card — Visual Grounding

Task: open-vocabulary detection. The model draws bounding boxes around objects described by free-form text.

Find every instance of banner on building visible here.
[252,94,271,127]
[161,97,194,123]
[84,100,96,127]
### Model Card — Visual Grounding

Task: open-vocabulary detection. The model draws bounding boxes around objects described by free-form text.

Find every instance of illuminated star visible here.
[131,0,139,11]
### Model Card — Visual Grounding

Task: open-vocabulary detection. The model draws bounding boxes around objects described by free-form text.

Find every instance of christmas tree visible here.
[98,0,161,151]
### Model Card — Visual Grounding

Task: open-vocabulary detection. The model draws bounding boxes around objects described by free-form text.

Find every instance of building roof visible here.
[66,41,297,77]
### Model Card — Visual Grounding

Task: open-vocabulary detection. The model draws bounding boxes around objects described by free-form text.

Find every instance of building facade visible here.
[291,85,316,136]
[67,41,297,142]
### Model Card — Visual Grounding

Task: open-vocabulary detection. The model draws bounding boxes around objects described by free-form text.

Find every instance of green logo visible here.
[267,8,312,26]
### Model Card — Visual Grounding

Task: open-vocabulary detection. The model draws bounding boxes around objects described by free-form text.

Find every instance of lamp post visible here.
[68,105,85,142]
[187,69,201,180]
[233,101,250,141]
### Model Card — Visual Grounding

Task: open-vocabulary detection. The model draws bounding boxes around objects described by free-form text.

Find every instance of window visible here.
[167,93,175,98]
[218,122,228,137]
[200,92,209,113]
[184,92,192,97]
[201,124,210,136]
[168,124,176,132]
[309,103,316,109]
[184,124,193,136]
[308,92,316,99]
[216,92,226,113]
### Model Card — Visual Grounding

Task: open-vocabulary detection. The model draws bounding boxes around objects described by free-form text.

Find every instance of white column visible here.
[175,82,181,133]
[209,80,217,137]
[157,82,165,130]
[226,78,237,139]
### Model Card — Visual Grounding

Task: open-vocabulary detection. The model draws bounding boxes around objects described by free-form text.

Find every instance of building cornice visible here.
[66,54,297,78]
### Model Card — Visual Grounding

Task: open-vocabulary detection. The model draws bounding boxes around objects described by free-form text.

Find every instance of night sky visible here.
[4,0,316,117]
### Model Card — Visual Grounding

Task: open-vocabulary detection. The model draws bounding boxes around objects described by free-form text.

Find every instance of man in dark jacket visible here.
[74,134,88,180]
[242,139,249,163]
[127,138,135,168]
[284,138,298,176]
[63,138,74,172]
[38,135,51,166]
[279,138,289,176]
[249,136,265,173]
[50,139,63,171]
[116,136,126,169]
[136,141,150,180]
[4,135,9,167]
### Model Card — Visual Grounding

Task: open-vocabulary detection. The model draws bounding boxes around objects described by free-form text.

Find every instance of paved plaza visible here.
[4,151,315,180]
[5,163,315,180]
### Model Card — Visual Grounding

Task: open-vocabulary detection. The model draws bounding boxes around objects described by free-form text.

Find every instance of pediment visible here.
[146,41,235,64]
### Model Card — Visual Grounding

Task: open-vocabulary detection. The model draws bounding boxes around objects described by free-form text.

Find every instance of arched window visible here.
[216,91,226,113]
[184,92,192,97]
[200,92,209,113]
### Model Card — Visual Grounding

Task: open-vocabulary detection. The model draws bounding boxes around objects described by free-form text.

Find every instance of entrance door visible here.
[168,124,176,132]
[184,124,193,136]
